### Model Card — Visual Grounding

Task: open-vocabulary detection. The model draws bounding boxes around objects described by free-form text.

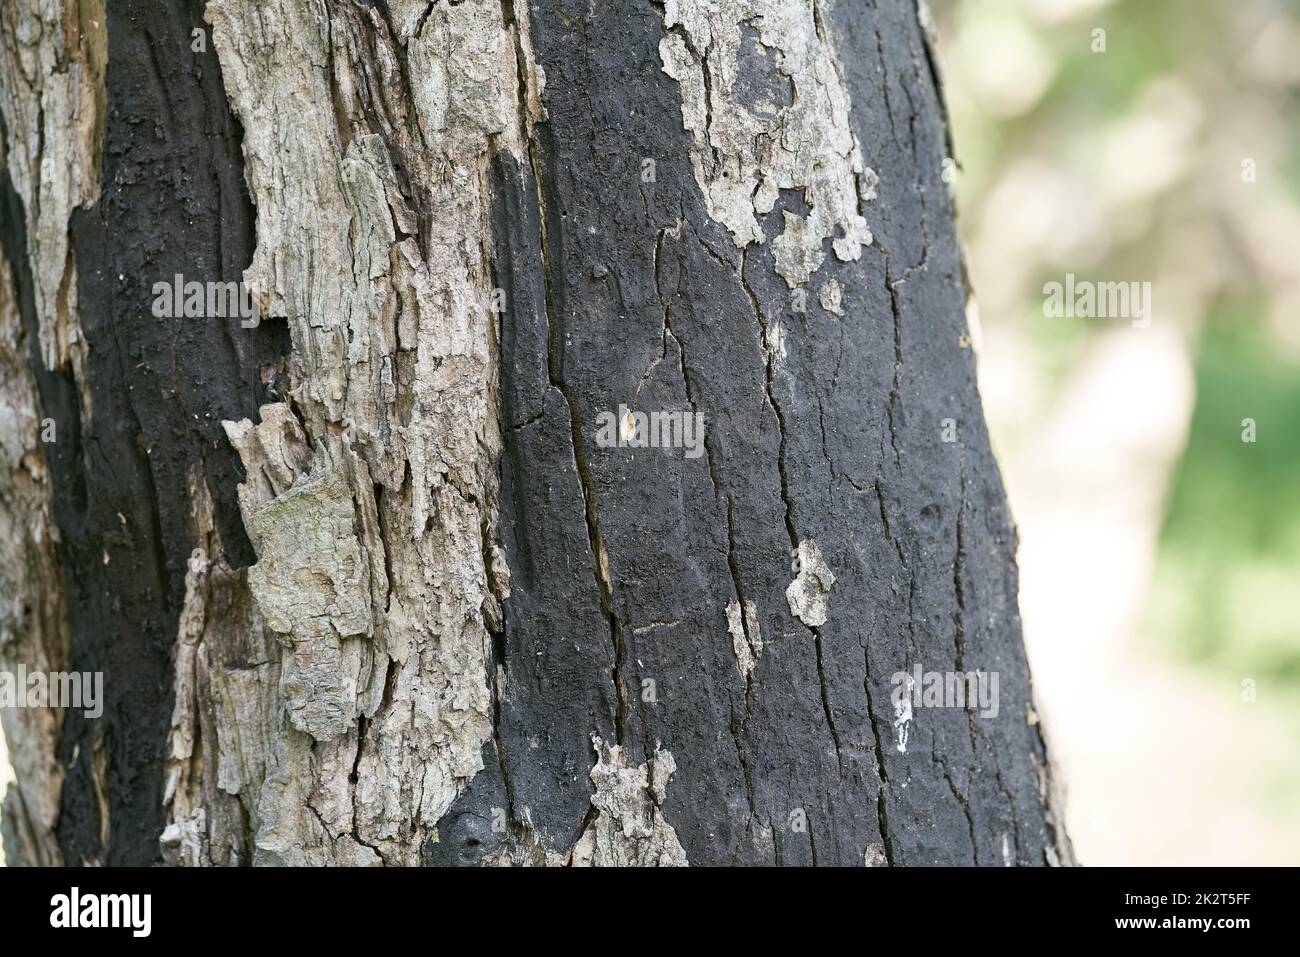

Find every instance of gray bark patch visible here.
[655,0,876,286]
[785,539,836,627]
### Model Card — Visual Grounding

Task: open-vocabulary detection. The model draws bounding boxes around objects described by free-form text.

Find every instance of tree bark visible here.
[0,0,1072,866]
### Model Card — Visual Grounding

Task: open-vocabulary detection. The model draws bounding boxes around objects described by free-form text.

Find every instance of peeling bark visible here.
[570,737,687,866]
[0,0,1072,867]
[0,0,105,867]
[0,0,103,378]
[786,538,836,627]
[726,598,763,679]
[166,0,540,865]
[656,0,875,285]
[0,223,65,866]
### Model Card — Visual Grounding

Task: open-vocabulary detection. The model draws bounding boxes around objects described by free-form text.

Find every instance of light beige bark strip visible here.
[155,0,544,865]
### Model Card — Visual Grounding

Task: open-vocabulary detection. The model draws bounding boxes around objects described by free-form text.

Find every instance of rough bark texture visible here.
[1,0,1072,867]
[0,0,104,867]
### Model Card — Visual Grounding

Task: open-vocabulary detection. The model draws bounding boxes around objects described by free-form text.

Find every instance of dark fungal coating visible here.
[434,0,1067,865]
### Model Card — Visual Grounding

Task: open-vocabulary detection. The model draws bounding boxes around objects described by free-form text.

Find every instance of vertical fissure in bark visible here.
[531,131,629,746]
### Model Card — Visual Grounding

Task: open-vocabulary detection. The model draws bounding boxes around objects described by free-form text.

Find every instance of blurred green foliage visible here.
[1149,309,1300,682]
[935,0,1300,688]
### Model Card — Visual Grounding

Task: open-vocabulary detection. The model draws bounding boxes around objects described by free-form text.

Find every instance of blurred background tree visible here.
[932,0,1300,863]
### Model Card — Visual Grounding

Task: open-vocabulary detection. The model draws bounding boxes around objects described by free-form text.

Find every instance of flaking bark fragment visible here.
[726,599,763,679]
[785,539,836,627]
[0,0,104,378]
[570,736,688,867]
[655,0,875,286]
[244,465,372,741]
[818,278,845,317]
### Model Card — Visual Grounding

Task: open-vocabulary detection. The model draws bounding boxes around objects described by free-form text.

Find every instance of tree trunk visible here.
[0,0,1072,866]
